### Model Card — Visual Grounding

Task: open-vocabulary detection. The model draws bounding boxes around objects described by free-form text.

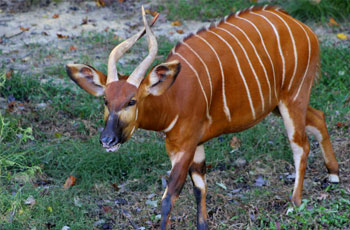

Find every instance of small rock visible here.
[234,157,247,167]
[255,176,267,187]
[61,226,70,230]
[35,103,47,109]
[146,200,158,208]
[93,219,105,227]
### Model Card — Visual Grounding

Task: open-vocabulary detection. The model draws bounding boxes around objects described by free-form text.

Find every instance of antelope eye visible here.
[127,99,137,106]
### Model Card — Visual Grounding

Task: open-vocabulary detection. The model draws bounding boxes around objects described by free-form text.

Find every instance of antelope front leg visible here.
[161,147,196,229]
[189,145,208,230]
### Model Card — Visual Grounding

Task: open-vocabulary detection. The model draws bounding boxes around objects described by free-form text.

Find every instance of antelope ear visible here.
[144,60,181,96]
[66,64,106,97]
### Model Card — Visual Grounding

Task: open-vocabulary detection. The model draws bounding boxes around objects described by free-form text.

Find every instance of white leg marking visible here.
[224,21,272,105]
[163,115,179,133]
[162,186,168,200]
[195,34,232,121]
[191,173,206,191]
[279,102,304,196]
[193,145,205,164]
[263,10,298,90]
[329,174,340,183]
[215,27,265,111]
[182,42,213,108]
[305,125,323,142]
[250,11,285,90]
[236,15,278,99]
[173,51,212,123]
[170,151,185,169]
[306,125,328,164]
[291,142,304,194]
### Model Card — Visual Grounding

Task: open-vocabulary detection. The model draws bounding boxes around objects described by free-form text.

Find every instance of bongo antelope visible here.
[66,5,339,229]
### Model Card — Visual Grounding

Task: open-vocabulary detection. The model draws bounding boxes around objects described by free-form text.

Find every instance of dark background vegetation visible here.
[1,0,350,229]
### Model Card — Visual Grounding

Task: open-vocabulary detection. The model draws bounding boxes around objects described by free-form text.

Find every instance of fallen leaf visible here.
[171,20,182,26]
[255,176,267,187]
[57,33,69,39]
[20,26,29,31]
[145,9,158,17]
[7,101,17,112]
[328,17,339,26]
[317,193,329,201]
[119,0,125,2]
[24,195,36,207]
[69,45,77,51]
[6,69,13,79]
[52,14,59,19]
[63,176,76,189]
[96,0,105,7]
[216,182,227,190]
[229,136,241,149]
[74,196,82,207]
[102,206,113,213]
[81,17,88,25]
[337,33,347,40]
[104,27,109,32]
[112,183,119,191]
[176,29,184,34]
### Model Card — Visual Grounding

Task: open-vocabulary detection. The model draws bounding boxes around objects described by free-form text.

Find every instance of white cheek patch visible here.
[193,145,205,163]
[191,173,206,191]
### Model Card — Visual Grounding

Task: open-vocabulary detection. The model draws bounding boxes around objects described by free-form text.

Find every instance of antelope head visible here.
[66,7,181,152]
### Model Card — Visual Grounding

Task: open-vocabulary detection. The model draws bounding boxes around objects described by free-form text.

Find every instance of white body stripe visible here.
[224,21,272,105]
[216,27,265,111]
[263,10,298,91]
[251,11,286,89]
[236,15,278,99]
[163,115,179,133]
[204,31,256,119]
[290,18,311,101]
[182,42,213,107]
[173,51,212,123]
[195,34,232,121]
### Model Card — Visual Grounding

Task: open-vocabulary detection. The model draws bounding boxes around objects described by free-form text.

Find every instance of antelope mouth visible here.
[103,143,121,152]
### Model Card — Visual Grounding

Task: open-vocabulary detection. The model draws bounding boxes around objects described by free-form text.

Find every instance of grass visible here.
[1,7,350,230]
[159,0,350,22]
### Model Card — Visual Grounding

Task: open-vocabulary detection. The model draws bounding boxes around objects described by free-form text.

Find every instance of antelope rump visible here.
[66,5,339,230]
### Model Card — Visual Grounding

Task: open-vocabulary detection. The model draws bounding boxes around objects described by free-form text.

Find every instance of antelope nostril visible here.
[100,135,118,147]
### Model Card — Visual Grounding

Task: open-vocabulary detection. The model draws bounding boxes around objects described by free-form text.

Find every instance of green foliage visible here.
[160,0,350,22]
[283,0,350,22]
[163,0,255,20]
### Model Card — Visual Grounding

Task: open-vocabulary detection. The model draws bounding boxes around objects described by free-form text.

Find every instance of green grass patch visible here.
[159,0,350,22]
